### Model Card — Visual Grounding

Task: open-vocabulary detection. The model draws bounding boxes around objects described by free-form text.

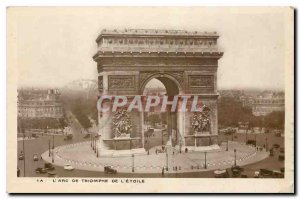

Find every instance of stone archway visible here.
[93,29,224,154]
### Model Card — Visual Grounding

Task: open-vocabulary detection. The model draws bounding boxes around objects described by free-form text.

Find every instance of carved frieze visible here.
[188,75,214,89]
[98,76,103,92]
[108,75,136,91]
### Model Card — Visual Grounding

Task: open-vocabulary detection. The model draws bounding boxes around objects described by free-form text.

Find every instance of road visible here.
[17,113,284,178]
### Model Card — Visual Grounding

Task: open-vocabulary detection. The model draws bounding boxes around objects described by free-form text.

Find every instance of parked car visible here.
[33,154,39,161]
[83,134,90,139]
[35,167,47,174]
[214,169,229,178]
[47,171,57,177]
[17,168,20,177]
[259,169,273,178]
[272,170,284,178]
[278,155,285,161]
[273,144,280,149]
[104,166,117,174]
[18,153,24,160]
[44,163,55,171]
[246,140,256,146]
[64,134,73,141]
[64,164,75,171]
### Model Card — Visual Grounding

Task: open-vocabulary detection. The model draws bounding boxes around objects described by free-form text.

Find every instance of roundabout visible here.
[41,141,269,174]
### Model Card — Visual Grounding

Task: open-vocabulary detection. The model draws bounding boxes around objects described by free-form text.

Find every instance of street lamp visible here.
[204,151,207,169]
[52,134,55,163]
[234,149,237,167]
[22,126,26,177]
[255,134,257,147]
[132,154,135,172]
[166,151,169,171]
[226,136,229,151]
[48,139,51,157]
[265,137,268,152]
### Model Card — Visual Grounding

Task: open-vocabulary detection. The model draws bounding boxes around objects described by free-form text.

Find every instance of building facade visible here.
[17,88,64,118]
[252,92,285,116]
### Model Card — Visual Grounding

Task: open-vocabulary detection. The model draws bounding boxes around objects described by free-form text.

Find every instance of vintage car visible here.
[259,169,273,178]
[214,169,229,178]
[278,155,285,161]
[64,164,75,171]
[33,154,39,161]
[35,167,47,174]
[64,134,73,141]
[273,144,280,149]
[44,163,55,171]
[104,166,117,174]
[18,154,24,160]
[83,134,91,139]
[17,168,20,177]
[272,170,284,178]
[47,171,57,177]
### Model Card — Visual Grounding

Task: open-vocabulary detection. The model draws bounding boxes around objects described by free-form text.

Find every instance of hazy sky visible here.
[12,7,288,90]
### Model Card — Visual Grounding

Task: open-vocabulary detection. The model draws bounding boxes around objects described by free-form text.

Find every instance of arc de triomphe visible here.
[93,29,223,155]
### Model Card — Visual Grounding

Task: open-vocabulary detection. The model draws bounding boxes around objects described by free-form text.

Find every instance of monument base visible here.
[175,144,220,152]
[99,148,147,157]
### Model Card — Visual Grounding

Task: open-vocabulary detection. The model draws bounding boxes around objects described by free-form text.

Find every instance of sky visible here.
[11,7,289,90]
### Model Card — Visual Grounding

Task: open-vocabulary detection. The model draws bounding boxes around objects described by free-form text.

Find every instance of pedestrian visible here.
[162,167,164,176]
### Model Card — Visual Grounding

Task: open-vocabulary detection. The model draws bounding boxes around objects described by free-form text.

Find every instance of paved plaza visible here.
[42,141,269,174]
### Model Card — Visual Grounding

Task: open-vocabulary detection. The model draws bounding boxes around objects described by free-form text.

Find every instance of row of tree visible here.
[218,97,284,130]
[18,117,68,130]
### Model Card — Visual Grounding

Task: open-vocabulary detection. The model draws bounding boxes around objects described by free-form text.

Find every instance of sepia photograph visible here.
[6,6,294,193]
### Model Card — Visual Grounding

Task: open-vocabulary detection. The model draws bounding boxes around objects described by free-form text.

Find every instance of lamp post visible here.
[226,136,229,151]
[166,151,169,171]
[22,126,26,177]
[234,149,237,167]
[132,154,135,173]
[48,139,51,157]
[52,134,55,163]
[204,151,207,169]
[265,137,268,152]
[255,134,257,147]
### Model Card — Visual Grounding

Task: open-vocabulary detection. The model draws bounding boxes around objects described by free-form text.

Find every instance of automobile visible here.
[104,166,117,174]
[273,144,280,149]
[47,171,57,177]
[64,134,73,141]
[214,169,229,178]
[254,171,260,178]
[18,153,24,160]
[64,164,75,171]
[44,163,55,171]
[83,134,90,139]
[272,170,284,178]
[278,155,285,161]
[33,154,39,161]
[246,140,256,146]
[35,167,47,174]
[280,147,284,153]
[241,174,248,178]
[259,169,273,178]
[232,165,244,172]
[17,168,20,177]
